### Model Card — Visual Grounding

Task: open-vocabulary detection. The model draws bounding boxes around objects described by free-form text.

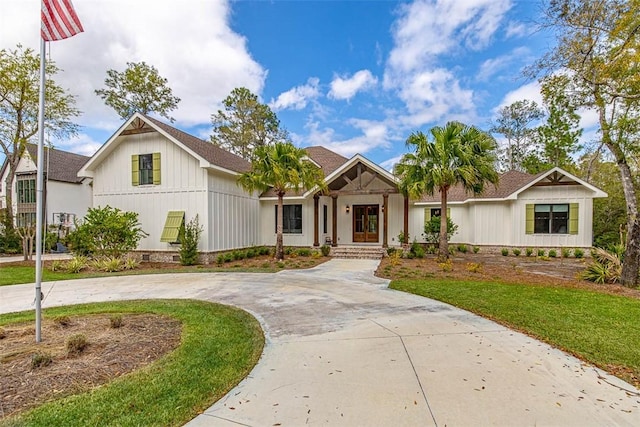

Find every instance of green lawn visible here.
[0,299,264,427]
[391,278,640,386]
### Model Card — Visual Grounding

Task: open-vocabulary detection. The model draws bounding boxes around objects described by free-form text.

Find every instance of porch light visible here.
[346,205,350,214]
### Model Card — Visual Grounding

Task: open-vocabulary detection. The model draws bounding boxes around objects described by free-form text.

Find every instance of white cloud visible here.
[494,81,543,113]
[328,70,378,101]
[379,155,403,172]
[477,46,531,81]
[505,21,529,38]
[1,0,266,131]
[56,133,103,157]
[302,119,390,158]
[386,0,512,77]
[269,78,321,111]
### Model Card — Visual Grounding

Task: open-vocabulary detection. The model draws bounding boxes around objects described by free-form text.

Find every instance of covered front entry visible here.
[353,205,379,242]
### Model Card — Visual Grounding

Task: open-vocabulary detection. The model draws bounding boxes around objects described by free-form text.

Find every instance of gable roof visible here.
[0,144,90,184]
[79,113,250,177]
[304,146,349,176]
[415,167,607,204]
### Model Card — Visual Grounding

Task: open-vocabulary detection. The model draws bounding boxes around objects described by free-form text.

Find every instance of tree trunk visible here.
[438,187,449,260]
[275,193,285,260]
[621,217,640,286]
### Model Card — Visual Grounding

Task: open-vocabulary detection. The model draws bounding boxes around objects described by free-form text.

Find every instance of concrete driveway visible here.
[1,259,639,426]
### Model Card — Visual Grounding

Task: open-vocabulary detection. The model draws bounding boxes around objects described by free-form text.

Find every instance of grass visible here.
[0,258,326,287]
[390,278,640,386]
[0,299,264,427]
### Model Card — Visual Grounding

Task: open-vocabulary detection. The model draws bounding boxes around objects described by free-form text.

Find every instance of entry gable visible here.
[323,154,399,195]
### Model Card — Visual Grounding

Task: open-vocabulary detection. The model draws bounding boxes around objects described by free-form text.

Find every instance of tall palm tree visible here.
[395,121,499,259]
[238,142,326,260]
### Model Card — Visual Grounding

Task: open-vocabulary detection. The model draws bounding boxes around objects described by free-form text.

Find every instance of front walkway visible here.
[1,259,638,426]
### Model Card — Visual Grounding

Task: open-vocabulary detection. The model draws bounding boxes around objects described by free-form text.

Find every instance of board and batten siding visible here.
[207,170,260,251]
[91,132,210,251]
[514,185,595,247]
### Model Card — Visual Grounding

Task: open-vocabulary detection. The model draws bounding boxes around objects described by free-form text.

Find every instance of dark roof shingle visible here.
[144,115,251,173]
[417,170,543,203]
[24,144,90,184]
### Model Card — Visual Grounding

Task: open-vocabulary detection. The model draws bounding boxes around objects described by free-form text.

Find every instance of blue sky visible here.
[3,0,593,169]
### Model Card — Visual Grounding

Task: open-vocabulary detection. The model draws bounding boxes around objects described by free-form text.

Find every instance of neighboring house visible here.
[78,114,607,260]
[0,144,92,231]
[411,169,608,249]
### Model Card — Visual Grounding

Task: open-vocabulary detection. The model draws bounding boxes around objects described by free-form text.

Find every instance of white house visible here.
[0,144,92,231]
[78,114,607,260]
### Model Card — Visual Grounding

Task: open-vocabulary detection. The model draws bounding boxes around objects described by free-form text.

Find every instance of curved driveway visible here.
[1,259,639,426]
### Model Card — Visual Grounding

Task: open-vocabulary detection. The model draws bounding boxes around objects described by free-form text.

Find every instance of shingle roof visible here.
[304,146,349,176]
[23,144,90,184]
[416,169,543,203]
[144,115,251,174]
[259,146,349,197]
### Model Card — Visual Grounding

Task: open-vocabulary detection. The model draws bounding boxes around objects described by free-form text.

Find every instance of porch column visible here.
[313,194,320,247]
[403,195,409,245]
[331,194,338,247]
[382,193,389,248]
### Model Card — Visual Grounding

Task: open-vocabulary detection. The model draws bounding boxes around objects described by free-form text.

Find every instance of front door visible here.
[353,205,379,243]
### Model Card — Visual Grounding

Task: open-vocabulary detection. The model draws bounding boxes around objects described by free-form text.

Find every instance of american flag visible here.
[41,0,84,41]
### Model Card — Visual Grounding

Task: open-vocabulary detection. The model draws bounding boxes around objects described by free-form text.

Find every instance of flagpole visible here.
[35,35,47,343]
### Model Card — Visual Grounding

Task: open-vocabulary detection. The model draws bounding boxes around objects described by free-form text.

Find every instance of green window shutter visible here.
[446,207,451,217]
[569,203,579,235]
[160,211,185,243]
[525,204,534,234]
[152,152,161,185]
[424,208,431,227]
[131,154,139,186]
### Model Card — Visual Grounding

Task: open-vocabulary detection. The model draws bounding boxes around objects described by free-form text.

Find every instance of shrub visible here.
[525,248,534,257]
[49,260,64,272]
[65,255,89,273]
[66,205,147,258]
[123,256,139,270]
[284,247,294,255]
[537,249,546,257]
[562,248,572,258]
[466,262,483,273]
[110,314,124,328]
[473,246,480,254]
[246,248,256,258]
[276,261,285,268]
[31,351,53,369]
[216,254,225,265]
[389,250,402,266]
[410,241,425,258]
[179,215,203,266]
[574,248,584,259]
[512,248,521,257]
[438,259,453,272]
[223,253,233,263]
[321,244,331,257]
[457,244,468,253]
[580,247,622,284]
[548,249,557,258]
[93,256,124,272]
[66,333,88,355]
[54,315,71,327]
[296,248,312,257]
[232,250,245,261]
[423,216,458,244]
[258,246,271,256]
[501,248,509,256]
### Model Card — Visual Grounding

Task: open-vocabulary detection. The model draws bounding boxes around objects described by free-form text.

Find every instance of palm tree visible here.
[395,121,498,259]
[238,142,326,260]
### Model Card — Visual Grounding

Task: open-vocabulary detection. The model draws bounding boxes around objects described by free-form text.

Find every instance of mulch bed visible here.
[0,313,181,419]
